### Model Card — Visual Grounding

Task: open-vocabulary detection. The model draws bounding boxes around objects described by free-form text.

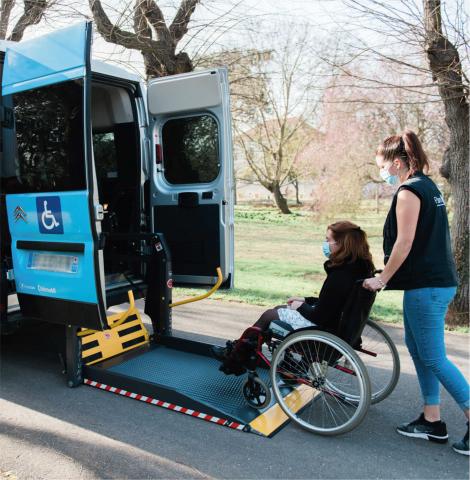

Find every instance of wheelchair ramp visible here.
[83,339,309,437]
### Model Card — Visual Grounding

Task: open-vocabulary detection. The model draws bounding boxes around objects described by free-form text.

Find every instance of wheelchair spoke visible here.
[271,331,371,435]
[355,320,400,404]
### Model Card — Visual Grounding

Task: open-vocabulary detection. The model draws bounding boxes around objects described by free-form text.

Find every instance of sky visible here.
[11,0,469,81]
[13,0,373,77]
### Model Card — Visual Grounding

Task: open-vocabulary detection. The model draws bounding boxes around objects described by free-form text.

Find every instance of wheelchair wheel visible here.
[270,330,371,436]
[355,319,400,404]
[242,376,271,409]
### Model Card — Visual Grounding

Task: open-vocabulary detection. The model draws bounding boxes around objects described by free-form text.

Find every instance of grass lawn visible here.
[174,202,406,325]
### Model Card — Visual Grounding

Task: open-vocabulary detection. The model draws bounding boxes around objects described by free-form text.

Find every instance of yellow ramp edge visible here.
[249,385,318,437]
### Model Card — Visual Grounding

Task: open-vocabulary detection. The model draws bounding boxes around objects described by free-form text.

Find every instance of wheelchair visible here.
[218,282,400,436]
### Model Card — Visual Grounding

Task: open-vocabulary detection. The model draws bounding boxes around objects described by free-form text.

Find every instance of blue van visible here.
[0,22,234,333]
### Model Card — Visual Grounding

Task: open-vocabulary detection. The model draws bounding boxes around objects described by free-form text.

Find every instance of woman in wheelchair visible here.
[212,220,375,375]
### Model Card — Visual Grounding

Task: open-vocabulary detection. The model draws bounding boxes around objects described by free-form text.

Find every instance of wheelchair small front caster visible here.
[242,374,271,409]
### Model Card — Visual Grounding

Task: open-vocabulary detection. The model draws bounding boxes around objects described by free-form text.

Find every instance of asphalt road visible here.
[1,299,469,479]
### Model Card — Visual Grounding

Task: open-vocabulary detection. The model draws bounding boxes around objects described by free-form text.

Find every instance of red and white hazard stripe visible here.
[84,378,247,432]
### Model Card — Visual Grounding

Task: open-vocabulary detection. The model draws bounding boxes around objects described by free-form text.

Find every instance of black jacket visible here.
[296,258,372,334]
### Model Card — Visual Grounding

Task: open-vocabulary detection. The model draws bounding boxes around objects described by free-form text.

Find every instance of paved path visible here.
[1,299,469,479]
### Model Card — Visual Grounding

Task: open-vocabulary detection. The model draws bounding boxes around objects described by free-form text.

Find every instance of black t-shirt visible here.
[383,172,457,290]
[297,258,372,333]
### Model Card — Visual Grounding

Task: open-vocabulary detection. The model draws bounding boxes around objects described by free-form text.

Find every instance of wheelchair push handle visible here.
[355,269,384,286]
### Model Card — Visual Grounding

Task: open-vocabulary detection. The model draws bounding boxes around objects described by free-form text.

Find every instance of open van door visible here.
[147,68,234,287]
[2,22,108,330]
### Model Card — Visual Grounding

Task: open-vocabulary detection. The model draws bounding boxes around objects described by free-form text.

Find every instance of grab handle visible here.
[77,290,137,337]
[169,267,223,308]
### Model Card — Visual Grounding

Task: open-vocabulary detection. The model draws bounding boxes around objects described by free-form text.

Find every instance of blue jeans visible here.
[403,287,469,411]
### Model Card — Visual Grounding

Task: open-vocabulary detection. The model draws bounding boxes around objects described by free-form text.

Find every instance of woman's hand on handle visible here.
[362,276,385,292]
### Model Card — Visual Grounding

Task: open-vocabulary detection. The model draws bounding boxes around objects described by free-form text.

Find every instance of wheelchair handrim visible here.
[270,331,371,435]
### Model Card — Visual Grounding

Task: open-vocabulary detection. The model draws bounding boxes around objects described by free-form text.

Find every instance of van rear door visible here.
[2,22,108,330]
[147,68,234,287]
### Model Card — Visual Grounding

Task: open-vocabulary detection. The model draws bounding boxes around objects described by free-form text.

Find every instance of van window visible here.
[4,80,86,193]
[162,114,219,185]
[93,132,118,180]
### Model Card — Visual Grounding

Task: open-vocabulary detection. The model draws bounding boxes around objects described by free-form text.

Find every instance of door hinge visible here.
[6,269,14,281]
[0,106,14,129]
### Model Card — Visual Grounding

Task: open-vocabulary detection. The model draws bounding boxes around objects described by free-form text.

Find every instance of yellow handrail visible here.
[77,267,223,336]
[169,267,223,308]
[77,290,137,337]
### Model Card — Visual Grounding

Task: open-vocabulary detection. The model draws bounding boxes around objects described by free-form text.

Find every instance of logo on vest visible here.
[434,195,445,207]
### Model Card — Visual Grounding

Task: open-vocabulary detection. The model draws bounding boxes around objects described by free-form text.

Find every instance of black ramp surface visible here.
[104,345,272,424]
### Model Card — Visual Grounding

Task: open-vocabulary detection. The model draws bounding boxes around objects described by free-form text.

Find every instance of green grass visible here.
[174,202,408,324]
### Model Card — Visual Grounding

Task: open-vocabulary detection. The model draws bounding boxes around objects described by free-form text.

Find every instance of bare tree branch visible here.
[140,0,172,45]
[89,0,158,52]
[169,0,200,43]
[0,0,15,39]
[8,0,49,42]
[134,0,152,39]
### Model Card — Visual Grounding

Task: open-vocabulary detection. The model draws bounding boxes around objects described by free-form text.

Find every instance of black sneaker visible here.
[396,413,448,443]
[452,422,469,456]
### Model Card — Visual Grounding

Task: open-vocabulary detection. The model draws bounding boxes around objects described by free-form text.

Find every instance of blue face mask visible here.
[322,241,331,258]
[380,167,399,186]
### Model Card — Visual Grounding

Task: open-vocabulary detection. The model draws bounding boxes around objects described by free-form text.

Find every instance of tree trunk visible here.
[294,179,302,205]
[272,183,291,214]
[424,0,469,326]
[142,50,193,78]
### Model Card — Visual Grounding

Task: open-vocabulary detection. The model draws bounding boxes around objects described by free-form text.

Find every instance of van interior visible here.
[90,80,145,295]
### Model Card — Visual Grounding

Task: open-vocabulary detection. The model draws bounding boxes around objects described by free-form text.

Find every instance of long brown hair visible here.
[376,129,429,176]
[328,220,374,272]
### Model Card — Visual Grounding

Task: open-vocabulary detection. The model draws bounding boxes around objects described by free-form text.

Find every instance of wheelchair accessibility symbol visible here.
[36,196,64,234]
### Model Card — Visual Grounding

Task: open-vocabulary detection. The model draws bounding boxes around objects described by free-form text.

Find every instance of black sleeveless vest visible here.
[383,172,457,290]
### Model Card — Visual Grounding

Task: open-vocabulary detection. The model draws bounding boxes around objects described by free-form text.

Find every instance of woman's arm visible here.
[363,189,420,291]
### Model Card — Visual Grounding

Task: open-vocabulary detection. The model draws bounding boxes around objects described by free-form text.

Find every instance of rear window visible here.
[162,114,219,185]
[2,80,86,193]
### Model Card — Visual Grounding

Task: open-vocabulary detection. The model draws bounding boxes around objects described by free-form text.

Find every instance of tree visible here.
[423,0,469,325]
[0,0,49,41]
[88,0,200,78]
[317,0,468,325]
[236,117,316,213]
[231,29,324,214]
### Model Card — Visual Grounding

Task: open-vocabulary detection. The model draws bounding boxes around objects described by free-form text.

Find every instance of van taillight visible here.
[156,144,162,164]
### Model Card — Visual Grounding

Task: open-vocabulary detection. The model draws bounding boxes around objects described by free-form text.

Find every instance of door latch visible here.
[94,204,104,221]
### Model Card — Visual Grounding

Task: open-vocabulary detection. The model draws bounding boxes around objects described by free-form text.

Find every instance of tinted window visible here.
[4,80,86,193]
[93,132,117,180]
[162,115,219,184]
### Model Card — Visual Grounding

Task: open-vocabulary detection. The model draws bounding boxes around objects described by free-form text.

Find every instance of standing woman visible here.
[363,130,469,456]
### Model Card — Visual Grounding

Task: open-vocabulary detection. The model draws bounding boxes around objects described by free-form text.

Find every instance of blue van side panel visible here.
[6,192,99,303]
[2,23,88,95]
